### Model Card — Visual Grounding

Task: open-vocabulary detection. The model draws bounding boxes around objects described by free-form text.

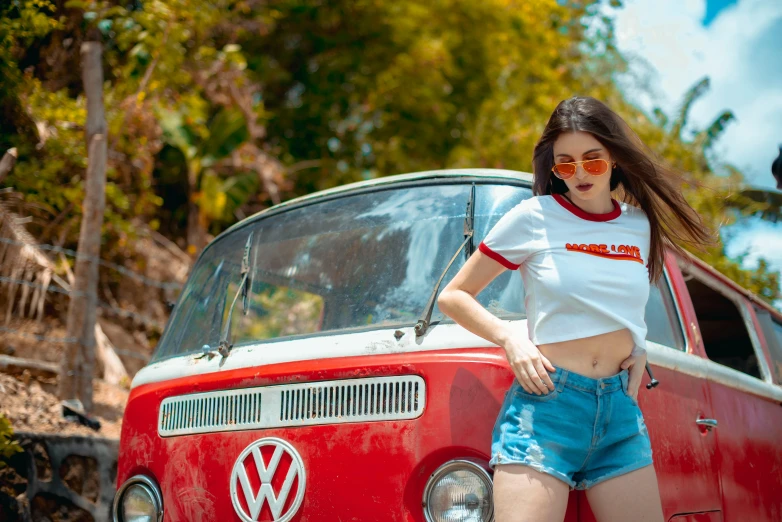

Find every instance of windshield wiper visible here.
[217,231,254,358]
[414,183,476,337]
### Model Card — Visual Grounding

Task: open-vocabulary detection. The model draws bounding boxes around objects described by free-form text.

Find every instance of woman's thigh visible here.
[584,464,664,522]
[494,464,570,522]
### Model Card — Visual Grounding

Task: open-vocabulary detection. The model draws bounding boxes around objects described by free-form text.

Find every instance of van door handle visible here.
[696,418,718,430]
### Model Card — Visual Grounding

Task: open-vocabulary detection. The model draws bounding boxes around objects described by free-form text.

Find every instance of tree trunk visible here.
[60,261,129,385]
[95,322,129,385]
[186,194,202,255]
[186,163,205,255]
[58,42,107,411]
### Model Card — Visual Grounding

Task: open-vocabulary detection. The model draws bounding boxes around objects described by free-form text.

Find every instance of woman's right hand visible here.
[503,336,556,395]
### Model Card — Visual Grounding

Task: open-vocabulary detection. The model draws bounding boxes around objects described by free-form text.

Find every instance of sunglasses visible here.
[551,159,612,179]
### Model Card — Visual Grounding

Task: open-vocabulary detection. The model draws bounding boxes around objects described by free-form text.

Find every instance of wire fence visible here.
[0,274,165,329]
[1,237,188,363]
[0,237,184,291]
[0,326,76,344]
[0,326,151,361]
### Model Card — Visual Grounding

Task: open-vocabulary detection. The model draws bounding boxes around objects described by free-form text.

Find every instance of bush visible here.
[0,414,22,468]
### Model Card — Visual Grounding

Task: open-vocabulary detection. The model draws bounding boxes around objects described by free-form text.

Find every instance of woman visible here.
[437,96,711,522]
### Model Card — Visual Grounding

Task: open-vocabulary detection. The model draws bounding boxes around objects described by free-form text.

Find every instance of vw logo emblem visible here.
[230,437,306,522]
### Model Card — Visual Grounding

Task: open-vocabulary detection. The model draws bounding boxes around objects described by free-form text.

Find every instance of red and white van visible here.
[113,169,782,522]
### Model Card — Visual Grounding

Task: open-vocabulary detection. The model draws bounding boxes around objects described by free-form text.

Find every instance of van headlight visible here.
[113,475,163,522]
[422,460,494,522]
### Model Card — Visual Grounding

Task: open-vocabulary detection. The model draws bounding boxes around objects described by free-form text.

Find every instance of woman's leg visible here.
[584,465,664,522]
[494,464,570,522]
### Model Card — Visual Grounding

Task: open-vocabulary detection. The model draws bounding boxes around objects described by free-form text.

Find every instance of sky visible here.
[609,0,782,309]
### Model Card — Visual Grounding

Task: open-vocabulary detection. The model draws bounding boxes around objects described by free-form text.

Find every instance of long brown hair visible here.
[532,96,713,283]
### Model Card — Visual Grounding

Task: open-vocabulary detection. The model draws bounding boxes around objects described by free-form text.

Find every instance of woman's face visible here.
[552,131,613,202]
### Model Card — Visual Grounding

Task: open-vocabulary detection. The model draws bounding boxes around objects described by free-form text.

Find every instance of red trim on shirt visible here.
[478,242,520,270]
[571,250,644,264]
[553,194,621,222]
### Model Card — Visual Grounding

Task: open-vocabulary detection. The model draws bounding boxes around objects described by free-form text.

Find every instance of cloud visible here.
[724,219,782,308]
[726,221,782,265]
[610,0,782,189]
[609,0,782,309]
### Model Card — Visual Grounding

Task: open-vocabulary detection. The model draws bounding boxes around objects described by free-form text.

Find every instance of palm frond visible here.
[0,200,56,323]
[671,77,710,139]
[652,107,668,128]
[734,188,782,223]
[701,110,736,151]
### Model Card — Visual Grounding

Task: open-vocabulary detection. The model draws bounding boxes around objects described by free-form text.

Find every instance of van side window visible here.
[684,271,762,379]
[755,309,782,384]
[645,274,685,350]
[771,319,782,384]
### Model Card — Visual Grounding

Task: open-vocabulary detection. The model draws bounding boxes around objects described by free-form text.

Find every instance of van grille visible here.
[159,387,264,436]
[158,375,425,437]
[279,377,422,422]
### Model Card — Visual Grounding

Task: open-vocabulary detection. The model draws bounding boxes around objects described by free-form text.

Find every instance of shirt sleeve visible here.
[478,199,534,270]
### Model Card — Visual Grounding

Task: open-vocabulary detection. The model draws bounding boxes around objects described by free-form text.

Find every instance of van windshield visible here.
[152,182,532,362]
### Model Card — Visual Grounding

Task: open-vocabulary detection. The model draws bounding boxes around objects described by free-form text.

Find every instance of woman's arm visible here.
[438,250,555,395]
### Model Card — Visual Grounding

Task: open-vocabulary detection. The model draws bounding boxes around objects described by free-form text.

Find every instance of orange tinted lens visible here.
[583,159,608,175]
[553,164,576,178]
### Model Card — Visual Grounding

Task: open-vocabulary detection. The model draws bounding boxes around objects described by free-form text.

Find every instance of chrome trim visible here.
[112,474,163,522]
[660,268,689,354]
[158,375,426,437]
[696,418,718,429]
[679,263,773,383]
[230,437,306,522]
[422,460,494,522]
[738,298,772,382]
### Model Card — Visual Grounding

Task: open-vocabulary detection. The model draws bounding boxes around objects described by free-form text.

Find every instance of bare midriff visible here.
[538,328,635,379]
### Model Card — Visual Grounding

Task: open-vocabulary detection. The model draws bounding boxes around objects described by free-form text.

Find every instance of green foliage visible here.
[0,0,778,307]
[0,0,60,95]
[240,0,608,189]
[232,282,324,342]
[158,105,253,234]
[626,77,780,302]
[0,414,22,468]
[0,0,61,151]
[710,253,780,304]
[6,77,163,259]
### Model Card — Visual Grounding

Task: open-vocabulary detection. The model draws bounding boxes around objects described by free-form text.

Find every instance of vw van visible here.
[113,169,782,522]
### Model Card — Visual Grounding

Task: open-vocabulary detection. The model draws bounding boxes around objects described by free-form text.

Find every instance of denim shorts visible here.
[489,365,654,490]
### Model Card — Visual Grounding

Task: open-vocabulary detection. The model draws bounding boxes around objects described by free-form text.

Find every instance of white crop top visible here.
[479,193,652,350]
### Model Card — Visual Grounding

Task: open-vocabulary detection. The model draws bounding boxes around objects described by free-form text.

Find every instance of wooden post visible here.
[58,42,107,411]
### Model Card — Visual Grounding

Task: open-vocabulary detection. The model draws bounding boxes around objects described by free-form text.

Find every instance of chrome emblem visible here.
[230,437,306,522]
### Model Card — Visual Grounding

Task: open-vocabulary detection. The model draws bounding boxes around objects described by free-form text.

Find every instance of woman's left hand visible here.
[620,345,647,402]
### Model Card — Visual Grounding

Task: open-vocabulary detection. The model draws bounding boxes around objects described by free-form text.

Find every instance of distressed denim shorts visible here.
[489,365,654,490]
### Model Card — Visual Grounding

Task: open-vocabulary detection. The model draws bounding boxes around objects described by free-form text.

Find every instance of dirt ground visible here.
[0,372,128,440]
[0,231,188,441]
[2,315,154,375]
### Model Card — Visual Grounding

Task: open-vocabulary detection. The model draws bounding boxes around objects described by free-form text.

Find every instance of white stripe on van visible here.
[132,321,519,389]
[132,323,782,403]
[646,341,782,401]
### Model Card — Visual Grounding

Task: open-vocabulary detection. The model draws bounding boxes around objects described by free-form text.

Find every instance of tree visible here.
[632,77,780,302]
[58,41,107,411]
[0,0,778,315]
[158,107,250,252]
